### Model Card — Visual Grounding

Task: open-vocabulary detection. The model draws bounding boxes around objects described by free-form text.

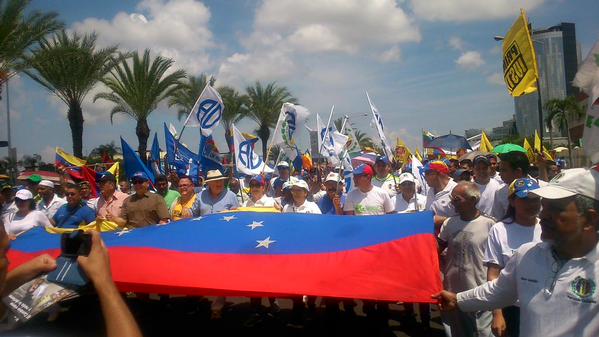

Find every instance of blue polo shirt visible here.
[53,202,96,228]
[191,189,240,217]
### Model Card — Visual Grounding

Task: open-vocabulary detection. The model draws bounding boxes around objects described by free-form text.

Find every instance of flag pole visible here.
[319,105,335,154]
[262,104,286,175]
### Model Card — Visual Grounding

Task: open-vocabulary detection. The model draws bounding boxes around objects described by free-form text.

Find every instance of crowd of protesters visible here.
[0,147,598,337]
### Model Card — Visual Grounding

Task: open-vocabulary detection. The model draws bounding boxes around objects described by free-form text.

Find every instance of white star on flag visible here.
[221,215,237,222]
[256,236,276,249]
[116,229,131,237]
[247,221,264,230]
[192,216,203,221]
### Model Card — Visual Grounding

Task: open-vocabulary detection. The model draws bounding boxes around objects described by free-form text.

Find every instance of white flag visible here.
[183,84,224,137]
[232,124,271,175]
[366,91,394,162]
[316,113,339,164]
[573,40,599,164]
[411,155,429,196]
[342,120,361,154]
[272,103,311,159]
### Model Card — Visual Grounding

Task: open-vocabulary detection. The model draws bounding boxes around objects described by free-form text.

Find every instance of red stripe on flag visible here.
[8,234,442,302]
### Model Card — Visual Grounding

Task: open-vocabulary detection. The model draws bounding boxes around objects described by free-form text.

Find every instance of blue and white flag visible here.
[272,103,311,160]
[366,91,394,162]
[232,124,272,175]
[316,113,345,165]
[164,123,199,176]
[411,155,428,196]
[183,84,224,137]
[149,132,163,176]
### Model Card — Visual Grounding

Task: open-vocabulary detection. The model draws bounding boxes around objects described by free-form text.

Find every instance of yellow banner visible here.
[480,132,494,153]
[502,9,539,97]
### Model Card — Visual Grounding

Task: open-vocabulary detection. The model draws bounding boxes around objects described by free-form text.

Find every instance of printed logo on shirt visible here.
[568,276,596,303]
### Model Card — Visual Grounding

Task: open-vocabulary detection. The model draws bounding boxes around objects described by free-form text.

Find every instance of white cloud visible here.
[218,0,420,86]
[410,0,545,22]
[449,36,464,51]
[379,46,402,62]
[40,146,56,163]
[487,72,505,86]
[71,0,214,74]
[456,51,485,70]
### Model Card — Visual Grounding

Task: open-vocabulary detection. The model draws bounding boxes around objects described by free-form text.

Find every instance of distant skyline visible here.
[1,0,598,161]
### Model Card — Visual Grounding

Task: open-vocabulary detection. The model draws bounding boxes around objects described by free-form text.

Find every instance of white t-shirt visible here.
[475,178,502,217]
[343,185,394,215]
[2,210,52,236]
[372,174,397,197]
[283,201,322,214]
[243,195,276,207]
[394,193,426,213]
[484,218,542,268]
[36,194,66,220]
[425,179,457,217]
[492,172,504,185]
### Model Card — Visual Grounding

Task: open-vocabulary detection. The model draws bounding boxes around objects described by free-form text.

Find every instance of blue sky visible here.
[2,0,598,162]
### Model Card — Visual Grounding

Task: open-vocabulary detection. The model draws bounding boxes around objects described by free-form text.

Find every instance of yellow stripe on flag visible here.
[56,147,87,167]
[107,162,120,184]
[502,9,539,97]
[534,130,542,153]
[523,138,535,162]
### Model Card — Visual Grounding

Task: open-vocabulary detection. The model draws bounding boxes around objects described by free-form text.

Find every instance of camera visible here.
[47,231,91,288]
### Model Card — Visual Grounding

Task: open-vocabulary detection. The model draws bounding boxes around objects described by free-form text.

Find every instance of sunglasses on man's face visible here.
[133,180,146,185]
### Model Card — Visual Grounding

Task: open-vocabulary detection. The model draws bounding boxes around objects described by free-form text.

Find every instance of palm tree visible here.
[168,74,211,121]
[95,49,185,162]
[545,96,584,164]
[354,129,374,149]
[24,31,119,158]
[89,141,121,159]
[0,0,62,85]
[245,81,297,156]
[219,86,248,151]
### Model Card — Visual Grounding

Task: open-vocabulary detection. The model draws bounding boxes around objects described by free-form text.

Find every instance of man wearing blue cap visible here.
[373,156,397,198]
[119,172,169,228]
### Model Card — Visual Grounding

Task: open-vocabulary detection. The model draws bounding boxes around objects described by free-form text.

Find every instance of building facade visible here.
[513,22,580,138]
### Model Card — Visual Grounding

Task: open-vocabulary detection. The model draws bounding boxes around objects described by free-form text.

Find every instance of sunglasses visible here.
[133,180,146,185]
[65,192,78,197]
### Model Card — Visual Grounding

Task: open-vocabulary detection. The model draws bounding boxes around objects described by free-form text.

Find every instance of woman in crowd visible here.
[282,180,321,214]
[484,178,542,337]
[243,176,276,207]
[2,189,52,237]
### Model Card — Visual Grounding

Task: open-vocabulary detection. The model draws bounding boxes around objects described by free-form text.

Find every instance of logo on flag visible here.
[238,138,262,170]
[184,84,224,137]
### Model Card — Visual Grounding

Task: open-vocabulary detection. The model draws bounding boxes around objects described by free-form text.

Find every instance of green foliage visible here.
[168,74,209,121]
[245,81,297,156]
[0,0,62,79]
[95,49,185,161]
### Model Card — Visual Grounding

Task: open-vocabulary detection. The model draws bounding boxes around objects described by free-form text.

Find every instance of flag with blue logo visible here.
[366,91,394,162]
[120,137,156,183]
[183,84,224,137]
[411,155,428,195]
[232,124,271,175]
[271,103,311,160]
[316,113,339,165]
[199,135,223,174]
[164,123,199,176]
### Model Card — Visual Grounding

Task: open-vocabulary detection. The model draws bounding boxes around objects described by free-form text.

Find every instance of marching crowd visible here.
[0,148,598,337]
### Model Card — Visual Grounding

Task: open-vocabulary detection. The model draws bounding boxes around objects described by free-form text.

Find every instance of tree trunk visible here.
[67,101,84,158]
[136,118,150,163]
[258,124,271,159]
[565,118,574,167]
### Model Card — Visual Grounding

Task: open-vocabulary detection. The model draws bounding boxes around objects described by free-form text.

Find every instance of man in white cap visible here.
[269,161,291,197]
[36,180,66,220]
[394,172,426,213]
[191,170,240,217]
[318,172,346,215]
[434,166,599,337]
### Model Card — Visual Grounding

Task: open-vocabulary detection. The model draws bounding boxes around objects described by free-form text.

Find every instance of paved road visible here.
[9,296,446,337]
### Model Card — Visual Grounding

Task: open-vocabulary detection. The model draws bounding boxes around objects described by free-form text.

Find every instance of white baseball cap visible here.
[15,189,33,200]
[38,180,54,188]
[277,161,290,168]
[531,167,599,201]
[324,172,342,183]
[290,179,309,191]
[398,172,416,184]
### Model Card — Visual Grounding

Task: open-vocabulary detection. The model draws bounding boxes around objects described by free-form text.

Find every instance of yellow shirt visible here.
[170,194,197,221]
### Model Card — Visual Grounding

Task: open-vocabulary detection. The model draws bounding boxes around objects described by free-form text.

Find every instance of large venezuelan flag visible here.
[8,212,442,302]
